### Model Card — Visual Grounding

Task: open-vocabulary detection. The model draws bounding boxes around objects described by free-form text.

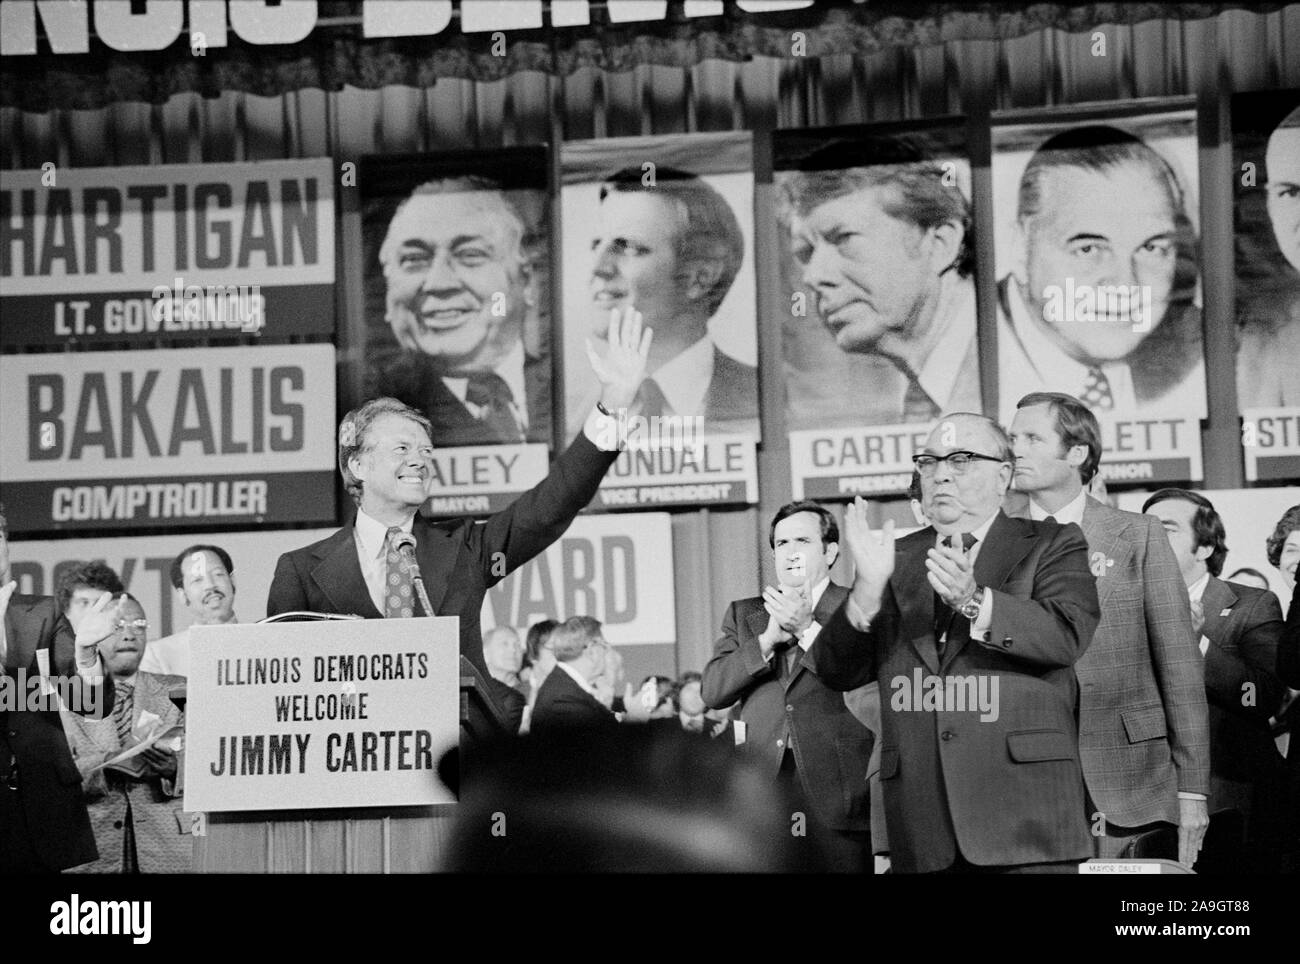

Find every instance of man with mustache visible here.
[778,141,980,424]
[997,125,1204,416]
[138,544,237,679]
[585,167,758,436]
[369,176,550,447]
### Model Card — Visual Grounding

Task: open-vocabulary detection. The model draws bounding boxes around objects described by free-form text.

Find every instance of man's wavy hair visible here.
[338,398,435,506]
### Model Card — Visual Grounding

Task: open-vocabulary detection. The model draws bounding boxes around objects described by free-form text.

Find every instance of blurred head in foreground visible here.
[442,724,825,872]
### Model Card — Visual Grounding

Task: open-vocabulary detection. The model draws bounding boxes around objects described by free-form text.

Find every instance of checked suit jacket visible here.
[816,512,1100,872]
[1063,499,1210,828]
[700,583,873,832]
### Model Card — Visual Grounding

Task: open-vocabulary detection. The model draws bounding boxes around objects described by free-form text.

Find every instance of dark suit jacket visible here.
[701,583,872,832]
[817,512,1100,873]
[485,676,526,736]
[1281,582,1299,689]
[1,595,113,871]
[703,348,759,435]
[266,433,617,692]
[529,665,617,737]
[1066,498,1210,827]
[369,347,551,448]
[1200,577,1286,821]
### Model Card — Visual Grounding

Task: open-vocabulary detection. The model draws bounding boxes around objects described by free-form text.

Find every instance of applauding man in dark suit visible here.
[1008,393,1210,866]
[701,501,873,872]
[816,413,1100,873]
[268,308,651,694]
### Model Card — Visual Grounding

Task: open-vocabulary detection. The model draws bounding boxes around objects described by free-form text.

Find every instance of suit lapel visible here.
[311,528,382,618]
[892,530,940,674]
[790,583,849,684]
[2,597,38,672]
[1081,500,1133,609]
[1199,576,1235,645]
[413,518,453,615]
[936,513,1031,673]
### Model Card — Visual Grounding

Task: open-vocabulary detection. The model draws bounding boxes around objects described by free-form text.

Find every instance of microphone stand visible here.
[399,544,434,617]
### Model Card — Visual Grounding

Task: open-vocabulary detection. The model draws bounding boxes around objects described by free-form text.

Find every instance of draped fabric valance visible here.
[0,1,1288,111]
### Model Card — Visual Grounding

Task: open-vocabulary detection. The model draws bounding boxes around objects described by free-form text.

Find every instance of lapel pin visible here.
[1220,608,1231,617]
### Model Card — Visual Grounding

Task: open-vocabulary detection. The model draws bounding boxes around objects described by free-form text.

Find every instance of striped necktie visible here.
[113,677,136,746]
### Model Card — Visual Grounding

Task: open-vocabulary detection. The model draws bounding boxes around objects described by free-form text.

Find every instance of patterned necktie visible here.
[1081,366,1114,411]
[465,372,524,442]
[634,378,668,419]
[113,677,136,747]
[384,527,415,619]
[934,532,978,659]
[902,373,941,423]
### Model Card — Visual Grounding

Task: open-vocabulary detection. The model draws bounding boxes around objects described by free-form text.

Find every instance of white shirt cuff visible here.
[1177,792,1207,801]
[799,619,822,649]
[583,405,622,452]
[970,590,994,640]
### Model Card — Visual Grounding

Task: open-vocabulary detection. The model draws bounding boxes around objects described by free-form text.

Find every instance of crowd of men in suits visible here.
[4,300,1298,872]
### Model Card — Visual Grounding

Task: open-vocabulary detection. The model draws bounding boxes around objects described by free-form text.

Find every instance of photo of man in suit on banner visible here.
[361,149,553,450]
[1233,90,1300,409]
[561,132,760,442]
[774,123,981,432]
[991,107,1206,420]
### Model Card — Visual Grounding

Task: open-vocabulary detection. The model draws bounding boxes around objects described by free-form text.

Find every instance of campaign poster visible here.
[992,100,1206,485]
[0,159,335,347]
[0,345,337,532]
[773,119,980,500]
[1233,89,1300,479]
[358,149,552,512]
[560,132,759,509]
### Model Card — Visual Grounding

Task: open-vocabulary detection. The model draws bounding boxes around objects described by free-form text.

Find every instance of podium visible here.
[187,618,509,873]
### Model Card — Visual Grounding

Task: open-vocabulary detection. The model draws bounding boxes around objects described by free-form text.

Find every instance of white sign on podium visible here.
[183,618,459,813]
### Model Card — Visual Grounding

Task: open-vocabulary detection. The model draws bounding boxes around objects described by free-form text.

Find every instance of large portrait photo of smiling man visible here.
[360,149,552,451]
[991,104,1206,423]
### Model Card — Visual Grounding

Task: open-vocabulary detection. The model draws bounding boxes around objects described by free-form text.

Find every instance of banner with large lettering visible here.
[991,100,1207,462]
[482,512,674,643]
[775,118,980,500]
[184,618,459,812]
[0,345,337,532]
[0,159,335,347]
[357,148,552,513]
[7,528,339,637]
[561,132,760,508]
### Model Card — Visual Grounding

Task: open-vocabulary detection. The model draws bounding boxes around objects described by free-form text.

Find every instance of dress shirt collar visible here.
[1188,572,1210,605]
[934,511,998,557]
[1028,487,1088,527]
[915,274,976,409]
[354,507,415,561]
[1007,281,1136,410]
[440,339,529,429]
[647,336,714,418]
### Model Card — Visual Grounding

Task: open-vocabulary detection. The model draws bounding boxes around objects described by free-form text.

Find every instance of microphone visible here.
[392,533,434,617]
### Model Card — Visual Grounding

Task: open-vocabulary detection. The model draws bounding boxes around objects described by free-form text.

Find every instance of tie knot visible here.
[945,532,977,551]
[464,372,515,409]
[386,526,404,544]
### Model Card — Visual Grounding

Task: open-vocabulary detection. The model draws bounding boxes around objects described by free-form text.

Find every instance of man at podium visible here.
[267,307,651,686]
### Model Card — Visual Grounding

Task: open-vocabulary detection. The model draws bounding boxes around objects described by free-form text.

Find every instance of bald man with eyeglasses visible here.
[814,413,1100,873]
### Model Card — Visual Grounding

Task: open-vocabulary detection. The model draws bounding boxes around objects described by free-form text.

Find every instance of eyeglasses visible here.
[912,451,1008,477]
[114,618,148,632]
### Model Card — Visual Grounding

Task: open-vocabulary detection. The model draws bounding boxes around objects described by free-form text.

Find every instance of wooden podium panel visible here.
[194,804,458,873]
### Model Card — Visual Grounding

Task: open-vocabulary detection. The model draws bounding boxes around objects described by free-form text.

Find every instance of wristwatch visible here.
[958,586,985,621]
